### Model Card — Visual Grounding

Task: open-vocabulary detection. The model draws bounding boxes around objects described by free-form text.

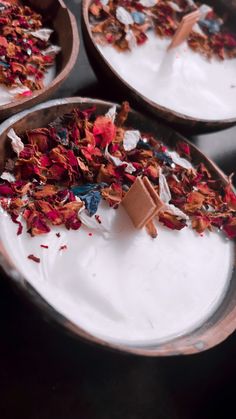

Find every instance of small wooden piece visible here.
[122,176,164,229]
[145,220,158,238]
[142,177,164,211]
[169,10,200,50]
[122,177,156,228]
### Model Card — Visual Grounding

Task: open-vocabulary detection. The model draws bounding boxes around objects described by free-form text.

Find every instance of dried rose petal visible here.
[224,183,236,211]
[0,103,235,242]
[93,116,116,148]
[192,214,211,234]
[158,211,187,230]
[28,254,40,263]
[223,218,236,239]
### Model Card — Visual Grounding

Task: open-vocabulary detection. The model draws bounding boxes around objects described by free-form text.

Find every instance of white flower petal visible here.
[7,128,24,156]
[139,0,157,7]
[186,0,196,7]
[0,171,16,182]
[192,22,206,37]
[123,130,140,151]
[165,203,189,220]
[116,6,134,25]
[30,28,53,42]
[199,4,213,19]
[105,105,117,122]
[125,29,137,50]
[43,44,61,55]
[167,1,182,12]
[167,151,192,170]
[105,145,136,173]
[124,163,136,174]
[159,170,171,204]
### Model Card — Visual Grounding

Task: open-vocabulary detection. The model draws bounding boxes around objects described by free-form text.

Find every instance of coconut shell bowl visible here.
[0,0,79,121]
[82,0,236,133]
[0,97,235,357]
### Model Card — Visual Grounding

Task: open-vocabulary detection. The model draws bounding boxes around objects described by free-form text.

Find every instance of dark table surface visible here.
[1,1,236,418]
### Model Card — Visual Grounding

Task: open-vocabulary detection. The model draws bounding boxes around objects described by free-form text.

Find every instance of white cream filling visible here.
[0,65,56,106]
[0,200,233,347]
[98,32,236,120]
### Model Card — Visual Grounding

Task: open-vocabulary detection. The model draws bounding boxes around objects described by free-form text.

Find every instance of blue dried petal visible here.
[71,184,96,195]
[131,11,145,25]
[0,61,10,68]
[71,183,107,196]
[56,128,68,145]
[137,140,173,165]
[154,151,173,166]
[71,183,107,216]
[137,139,152,150]
[83,191,101,216]
[199,19,221,34]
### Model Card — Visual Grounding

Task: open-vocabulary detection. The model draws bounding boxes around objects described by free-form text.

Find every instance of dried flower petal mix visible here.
[0,102,236,239]
[89,0,236,60]
[0,1,60,99]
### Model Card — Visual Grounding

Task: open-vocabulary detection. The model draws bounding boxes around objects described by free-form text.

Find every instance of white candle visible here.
[0,200,233,346]
[98,32,236,121]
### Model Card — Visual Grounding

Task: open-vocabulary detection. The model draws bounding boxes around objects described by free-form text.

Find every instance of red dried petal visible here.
[33,184,58,199]
[27,129,50,153]
[0,36,8,48]
[101,183,123,206]
[23,208,50,236]
[11,213,23,235]
[93,116,116,148]
[176,142,191,157]
[223,218,236,239]
[191,215,211,234]
[59,245,67,251]
[36,200,63,225]
[184,191,205,213]
[0,183,14,197]
[159,211,187,230]
[47,164,66,181]
[224,184,236,211]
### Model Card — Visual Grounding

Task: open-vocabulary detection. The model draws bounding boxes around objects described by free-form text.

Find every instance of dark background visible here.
[0,1,236,418]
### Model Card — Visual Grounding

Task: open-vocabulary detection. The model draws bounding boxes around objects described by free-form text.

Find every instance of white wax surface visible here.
[0,201,233,347]
[98,32,236,120]
[0,66,56,106]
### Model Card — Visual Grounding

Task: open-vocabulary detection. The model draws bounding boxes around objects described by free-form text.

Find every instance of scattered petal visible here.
[0,172,15,182]
[167,2,182,12]
[123,130,140,151]
[30,28,53,42]
[105,145,136,173]
[59,245,68,251]
[28,254,40,263]
[139,0,158,7]
[116,7,134,25]
[7,129,24,156]
[159,170,171,203]
[105,105,117,122]
[165,204,189,220]
[125,29,137,50]
[167,151,192,170]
